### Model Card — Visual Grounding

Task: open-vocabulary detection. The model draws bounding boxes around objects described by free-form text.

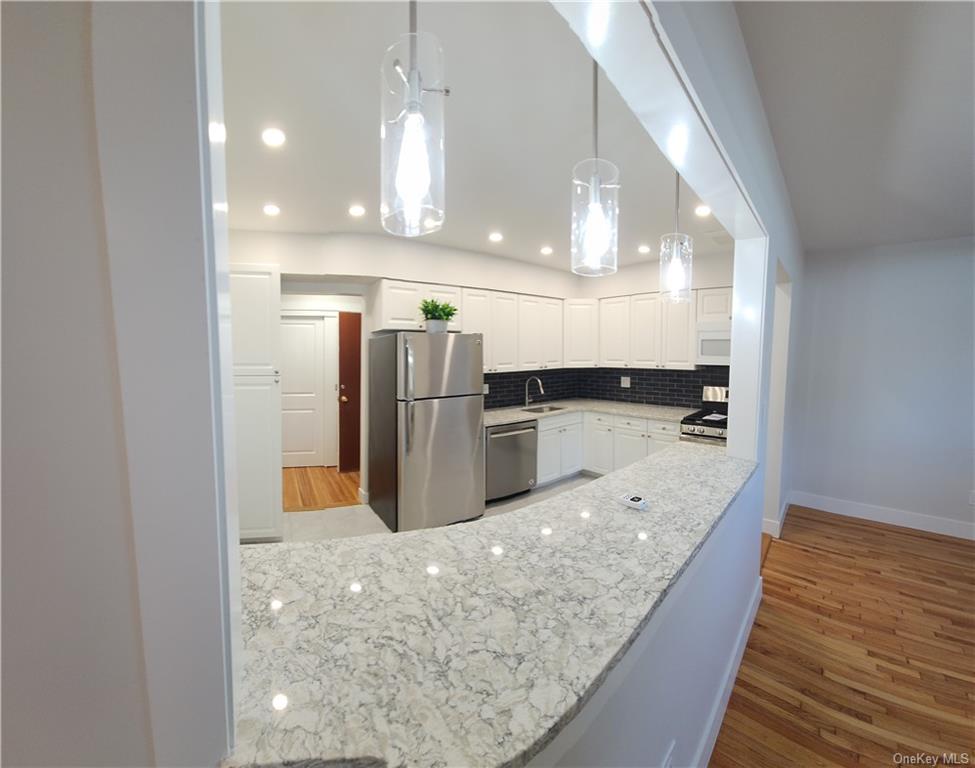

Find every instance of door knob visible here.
[340,395,349,403]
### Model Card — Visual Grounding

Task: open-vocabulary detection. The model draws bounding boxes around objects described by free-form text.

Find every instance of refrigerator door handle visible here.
[405,400,415,453]
[404,337,415,401]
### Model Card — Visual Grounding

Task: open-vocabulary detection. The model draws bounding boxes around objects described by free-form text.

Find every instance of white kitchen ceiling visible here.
[220,1,732,271]
[736,1,975,255]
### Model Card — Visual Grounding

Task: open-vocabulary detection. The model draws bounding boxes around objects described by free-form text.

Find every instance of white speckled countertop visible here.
[226,442,755,768]
[483,399,695,428]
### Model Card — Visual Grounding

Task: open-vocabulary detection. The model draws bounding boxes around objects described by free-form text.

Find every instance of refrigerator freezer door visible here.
[397,395,485,530]
[396,332,483,400]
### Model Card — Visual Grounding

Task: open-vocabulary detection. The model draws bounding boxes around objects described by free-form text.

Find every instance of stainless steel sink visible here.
[522,405,566,414]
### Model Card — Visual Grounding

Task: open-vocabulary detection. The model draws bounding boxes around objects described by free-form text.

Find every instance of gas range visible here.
[680,386,729,442]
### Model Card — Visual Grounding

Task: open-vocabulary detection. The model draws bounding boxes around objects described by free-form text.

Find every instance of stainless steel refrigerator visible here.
[368,332,485,532]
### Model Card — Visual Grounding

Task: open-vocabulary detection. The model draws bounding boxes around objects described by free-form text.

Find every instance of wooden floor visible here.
[282,466,360,512]
[711,506,975,767]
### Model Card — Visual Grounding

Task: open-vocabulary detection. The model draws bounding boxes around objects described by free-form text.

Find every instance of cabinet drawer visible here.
[647,421,679,437]
[613,415,648,431]
[585,412,614,427]
[538,412,583,432]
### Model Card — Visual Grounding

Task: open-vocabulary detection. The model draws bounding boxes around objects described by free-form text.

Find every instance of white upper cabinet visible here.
[661,293,697,370]
[491,292,519,372]
[696,287,733,330]
[374,279,463,331]
[599,296,630,367]
[230,264,281,376]
[563,299,599,367]
[629,293,661,368]
[518,295,562,370]
[462,288,518,373]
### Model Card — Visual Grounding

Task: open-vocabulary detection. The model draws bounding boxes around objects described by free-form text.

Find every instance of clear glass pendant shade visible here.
[571,158,619,276]
[381,32,445,237]
[659,232,693,303]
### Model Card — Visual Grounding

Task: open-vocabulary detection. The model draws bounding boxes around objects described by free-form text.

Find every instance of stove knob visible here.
[696,427,705,434]
[718,429,725,436]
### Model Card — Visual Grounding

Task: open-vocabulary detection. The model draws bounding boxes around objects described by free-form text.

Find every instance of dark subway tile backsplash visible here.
[484,366,730,410]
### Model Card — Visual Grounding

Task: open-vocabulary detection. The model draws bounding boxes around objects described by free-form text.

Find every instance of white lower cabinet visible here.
[235,375,283,540]
[583,416,615,475]
[536,415,583,486]
[613,428,648,470]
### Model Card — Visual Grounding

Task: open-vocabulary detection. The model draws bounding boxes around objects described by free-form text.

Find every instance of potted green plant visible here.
[419,299,458,333]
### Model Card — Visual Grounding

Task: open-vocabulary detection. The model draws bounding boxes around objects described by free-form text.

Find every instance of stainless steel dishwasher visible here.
[485,420,537,501]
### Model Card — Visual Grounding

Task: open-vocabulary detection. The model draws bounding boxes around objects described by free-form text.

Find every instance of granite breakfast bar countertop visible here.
[483,398,695,428]
[226,442,755,768]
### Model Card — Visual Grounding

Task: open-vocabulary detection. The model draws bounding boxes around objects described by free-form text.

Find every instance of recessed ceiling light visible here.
[348,204,366,217]
[261,127,286,147]
[695,204,711,217]
[488,232,503,243]
[263,203,280,217]
[638,244,651,255]
[208,122,226,144]
[540,245,553,256]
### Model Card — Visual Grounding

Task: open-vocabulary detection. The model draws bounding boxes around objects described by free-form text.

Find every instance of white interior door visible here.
[281,317,324,467]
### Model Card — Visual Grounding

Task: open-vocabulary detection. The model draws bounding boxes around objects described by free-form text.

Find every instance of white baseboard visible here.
[692,575,763,767]
[358,487,369,504]
[761,517,782,537]
[790,491,975,541]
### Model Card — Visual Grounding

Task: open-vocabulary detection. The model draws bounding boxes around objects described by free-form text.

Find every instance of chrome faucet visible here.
[525,376,545,407]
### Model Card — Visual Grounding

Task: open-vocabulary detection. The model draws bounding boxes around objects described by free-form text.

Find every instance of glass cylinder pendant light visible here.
[660,172,693,302]
[381,0,448,237]
[571,61,619,276]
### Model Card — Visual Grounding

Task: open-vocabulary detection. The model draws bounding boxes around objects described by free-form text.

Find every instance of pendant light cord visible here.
[409,0,417,71]
[674,171,681,233]
[592,60,599,160]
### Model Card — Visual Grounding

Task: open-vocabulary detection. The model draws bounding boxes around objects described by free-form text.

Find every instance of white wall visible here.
[575,252,734,298]
[790,238,975,539]
[2,4,154,764]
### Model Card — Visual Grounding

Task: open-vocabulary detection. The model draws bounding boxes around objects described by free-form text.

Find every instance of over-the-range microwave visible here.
[696,329,732,366]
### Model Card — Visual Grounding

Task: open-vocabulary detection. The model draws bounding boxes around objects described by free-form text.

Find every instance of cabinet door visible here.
[584,422,614,475]
[599,296,630,367]
[517,295,543,370]
[613,427,648,470]
[629,293,661,368]
[536,427,562,486]
[379,280,424,330]
[661,293,697,370]
[427,284,463,331]
[696,287,733,330]
[492,292,519,372]
[462,288,492,372]
[647,433,677,457]
[235,376,282,540]
[560,422,583,476]
[541,298,563,369]
[564,299,599,367]
[230,264,281,376]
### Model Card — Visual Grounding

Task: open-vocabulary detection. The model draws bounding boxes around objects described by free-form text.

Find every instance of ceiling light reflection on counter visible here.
[270,599,283,611]
[637,531,648,541]
[271,693,289,711]
[571,61,619,277]
[380,0,449,238]
[349,582,363,593]
[426,563,440,576]
[540,527,552,536]
[490,545,504,556]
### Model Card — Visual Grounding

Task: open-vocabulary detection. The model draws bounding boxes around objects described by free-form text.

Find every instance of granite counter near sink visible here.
[224,442,756,768]
[483,398,695,428]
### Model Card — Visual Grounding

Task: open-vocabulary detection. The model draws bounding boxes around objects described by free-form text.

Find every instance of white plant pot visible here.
[425,319,448,333]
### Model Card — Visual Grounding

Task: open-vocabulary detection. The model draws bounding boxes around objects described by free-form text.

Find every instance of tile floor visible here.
[279,473,596,543]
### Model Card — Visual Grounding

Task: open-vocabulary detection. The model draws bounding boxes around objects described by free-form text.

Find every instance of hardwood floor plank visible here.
[282,466,360,512]
[710,506,975,767]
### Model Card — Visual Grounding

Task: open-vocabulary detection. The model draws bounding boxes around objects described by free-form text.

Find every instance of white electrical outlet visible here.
[483,383,490,395]
[620,376,631,388]
[660,740,676,768]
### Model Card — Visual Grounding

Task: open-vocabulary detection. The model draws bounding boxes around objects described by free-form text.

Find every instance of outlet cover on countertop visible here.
[620,376,631,388]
